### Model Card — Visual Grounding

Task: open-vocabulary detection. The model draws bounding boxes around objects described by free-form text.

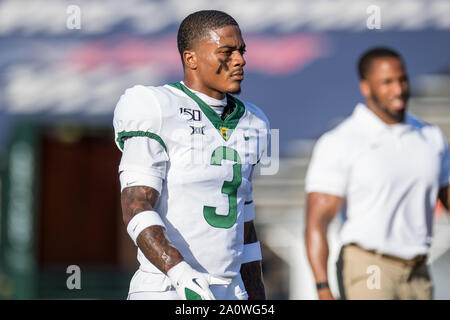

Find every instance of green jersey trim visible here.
[116,130,167,152]
[168,82,245,141]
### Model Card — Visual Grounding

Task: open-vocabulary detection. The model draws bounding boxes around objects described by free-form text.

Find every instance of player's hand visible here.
[167,261,231,300]
[318,288,335,300]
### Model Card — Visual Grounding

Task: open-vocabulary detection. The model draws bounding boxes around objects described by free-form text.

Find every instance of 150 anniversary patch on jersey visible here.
[180,107,202,122]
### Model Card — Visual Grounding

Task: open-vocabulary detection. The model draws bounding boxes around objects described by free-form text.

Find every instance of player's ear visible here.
[183,50,197,70]
[359,79,370,99]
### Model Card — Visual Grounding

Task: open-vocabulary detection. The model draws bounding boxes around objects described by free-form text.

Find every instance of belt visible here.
[346,243,427,267]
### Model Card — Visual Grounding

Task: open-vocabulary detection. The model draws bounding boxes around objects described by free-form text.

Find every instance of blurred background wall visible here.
[0,0,449,299]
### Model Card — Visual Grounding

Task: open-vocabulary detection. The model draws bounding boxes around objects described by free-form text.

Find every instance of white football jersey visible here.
[113,82,270,278]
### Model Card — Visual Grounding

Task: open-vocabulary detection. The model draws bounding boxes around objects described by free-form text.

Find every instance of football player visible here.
[113,10,269,300]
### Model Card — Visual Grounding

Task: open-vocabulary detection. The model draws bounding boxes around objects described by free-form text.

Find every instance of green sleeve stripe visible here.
[116,131,167,152]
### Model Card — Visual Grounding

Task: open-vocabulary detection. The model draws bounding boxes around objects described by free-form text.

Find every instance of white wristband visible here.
[126,210,166,245]
[244,201,255,222]
[242,241,262,264]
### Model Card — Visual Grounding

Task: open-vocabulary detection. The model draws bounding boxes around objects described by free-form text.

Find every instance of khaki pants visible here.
[336,244,433,300]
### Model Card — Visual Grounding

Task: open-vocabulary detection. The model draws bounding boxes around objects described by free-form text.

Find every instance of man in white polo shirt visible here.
[305,47,450,300]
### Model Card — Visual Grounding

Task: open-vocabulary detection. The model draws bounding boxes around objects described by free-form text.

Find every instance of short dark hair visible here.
[358,47,404,80]
[177,10,239,64]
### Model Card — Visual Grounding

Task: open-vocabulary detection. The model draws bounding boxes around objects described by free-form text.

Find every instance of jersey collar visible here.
[353,103,415,138]
[168,82,245,141]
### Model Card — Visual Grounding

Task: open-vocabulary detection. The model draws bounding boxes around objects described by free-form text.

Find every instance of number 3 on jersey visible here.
[203,146,242,229]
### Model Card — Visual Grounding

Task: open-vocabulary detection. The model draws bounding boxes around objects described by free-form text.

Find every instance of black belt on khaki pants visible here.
[346,243,427,267]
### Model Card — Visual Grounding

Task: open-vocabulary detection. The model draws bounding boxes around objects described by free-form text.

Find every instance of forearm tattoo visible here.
[241,221,266,300]
[121,186,183,274]
[137,226,183,274]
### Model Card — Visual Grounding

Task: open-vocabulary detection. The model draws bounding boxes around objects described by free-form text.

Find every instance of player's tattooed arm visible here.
[121,186,183,274]
[240,220,266,300]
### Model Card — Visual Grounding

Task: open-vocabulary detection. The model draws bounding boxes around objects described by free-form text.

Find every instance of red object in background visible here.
[434,199,446,219]
[66,33,328,76]
[37,131,123,266]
